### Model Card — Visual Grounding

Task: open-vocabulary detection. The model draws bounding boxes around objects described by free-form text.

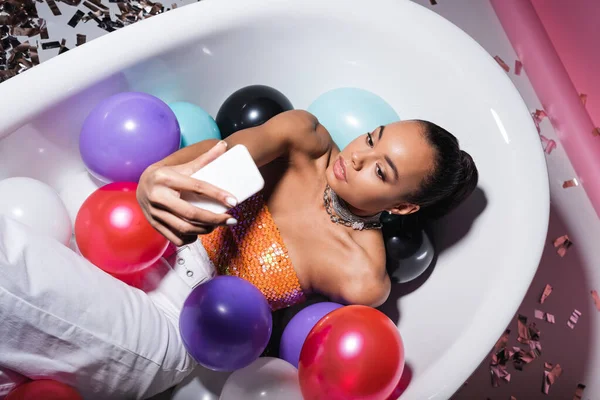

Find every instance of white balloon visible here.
[0,177,72,245]
[172,365,232,400]
[220,358,303,400]
[58,170,104,224]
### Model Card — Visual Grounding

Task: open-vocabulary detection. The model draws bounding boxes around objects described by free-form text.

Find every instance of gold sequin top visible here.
[200,192,306,311]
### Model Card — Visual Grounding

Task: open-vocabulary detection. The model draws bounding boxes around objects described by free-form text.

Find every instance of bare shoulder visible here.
[265,110,332,159]
[310,230,390,307]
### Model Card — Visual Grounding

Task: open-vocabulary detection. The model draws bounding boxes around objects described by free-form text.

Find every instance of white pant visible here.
[0,216,215,399]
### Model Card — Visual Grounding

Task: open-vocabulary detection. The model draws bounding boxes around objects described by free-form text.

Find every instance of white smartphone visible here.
[181,144,265,214]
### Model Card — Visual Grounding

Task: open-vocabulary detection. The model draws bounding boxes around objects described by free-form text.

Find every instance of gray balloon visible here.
[387,230,435,283]
[171,365,232,400]
[220,358,303,400]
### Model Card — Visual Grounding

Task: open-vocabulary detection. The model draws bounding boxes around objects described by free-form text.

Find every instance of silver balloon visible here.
[386,230,435,283]
[220,358,302,400]
[171,365,232,400]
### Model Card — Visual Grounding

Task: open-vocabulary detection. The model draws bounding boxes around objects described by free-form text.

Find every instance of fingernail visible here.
[226,218,238,226]
[226,197,237,207]
[218,140,227,148]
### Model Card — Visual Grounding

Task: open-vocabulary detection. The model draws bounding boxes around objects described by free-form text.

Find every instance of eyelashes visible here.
[366,132,385,180]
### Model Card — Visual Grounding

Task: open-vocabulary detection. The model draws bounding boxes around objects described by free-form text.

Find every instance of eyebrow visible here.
[384,155,399,181]
[378,125,385,140]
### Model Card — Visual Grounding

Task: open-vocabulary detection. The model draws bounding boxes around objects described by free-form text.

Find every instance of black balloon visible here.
[215,85,294,138]
[381,213,435,284]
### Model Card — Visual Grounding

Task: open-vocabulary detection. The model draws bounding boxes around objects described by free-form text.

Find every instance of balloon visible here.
[220,357,302,400]
[280,302,343,368]
[169,102,221,147]
[6,380,82,400]
[307,87,400,149]
[172,365,232,400]
[74,182,168,275]
[385,230,435,284]
[299,305,404,400]
[79,92,180,183]
[0,177,72,246]
[58,170,103,225]
[215,85,293,138]
[179,276,272,371]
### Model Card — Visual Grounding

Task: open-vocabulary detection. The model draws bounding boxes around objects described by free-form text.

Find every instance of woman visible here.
[0,110,476,399]
[137,109,478,309]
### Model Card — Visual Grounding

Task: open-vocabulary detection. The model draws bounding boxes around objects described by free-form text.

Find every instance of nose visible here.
[351,150,372,170]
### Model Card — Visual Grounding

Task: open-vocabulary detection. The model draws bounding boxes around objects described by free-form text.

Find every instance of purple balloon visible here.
[280,301,343,368]
[79,92,180,183]
[179,276,273,371]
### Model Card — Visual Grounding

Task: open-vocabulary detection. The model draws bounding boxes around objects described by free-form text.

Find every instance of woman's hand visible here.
[137,141,238,246]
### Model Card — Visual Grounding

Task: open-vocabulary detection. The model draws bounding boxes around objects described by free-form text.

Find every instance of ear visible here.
[388,203,420,216]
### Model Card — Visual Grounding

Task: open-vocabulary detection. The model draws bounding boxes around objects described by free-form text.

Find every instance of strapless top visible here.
[200,193,306,310]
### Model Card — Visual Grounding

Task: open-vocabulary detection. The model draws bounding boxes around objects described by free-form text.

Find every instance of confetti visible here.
[171,2,177,8]
[539,135,556,154]
[534,109,547,121]
[429,0,437,4]
[542,363,562,394]
[493,329,510,353]
[494,55,510,72]
[534,309,545,320]
[573,383,586,400]
[593,127,600,137]
[76,33,86,46]
[540,284,553,304]
[563,179,579,188]
[517,314,530,344]
[591,290,600,311]
[580,93,587,106]
[553,235,572,257]
[567,320,575,329]
[567,309,581,329]
[58,38,69,54]
[514,60,522,75]
[68,10,85,27]
[545,313,555,324]
[46,0,62,16]
[544,362,553,370]
[41,41,61,50]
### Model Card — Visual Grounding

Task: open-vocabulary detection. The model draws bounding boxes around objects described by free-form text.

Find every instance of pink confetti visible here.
[542,364,563,394]
[574,309,582,316]
[580,93,587,106]
[563,179,579,188]
[534,309,545,320]
[534,109,547,121]
[567,321,575,329]
[546,313,555,324]
[514,60,523,75]
[553,235,573,257]
[574,383,586,400]
[591,290,600,311]
[540,135,557,154]
[540,284,553,304]
[494,56,510,72]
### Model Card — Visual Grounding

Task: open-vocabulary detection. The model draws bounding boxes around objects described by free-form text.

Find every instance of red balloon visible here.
[298,305,404,400]
[75,182,168,275]
[7,380,83,400]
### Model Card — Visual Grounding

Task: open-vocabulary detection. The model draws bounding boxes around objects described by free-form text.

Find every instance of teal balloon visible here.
[307,88,400,149]
[169,102,221,147]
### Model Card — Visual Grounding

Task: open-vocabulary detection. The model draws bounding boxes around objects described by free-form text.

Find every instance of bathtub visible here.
[0,0,549,398]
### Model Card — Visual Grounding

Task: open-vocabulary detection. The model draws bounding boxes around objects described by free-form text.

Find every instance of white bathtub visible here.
[0,0,549,398]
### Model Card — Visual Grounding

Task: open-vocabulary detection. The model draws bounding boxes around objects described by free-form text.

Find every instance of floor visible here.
[2,0,599,399]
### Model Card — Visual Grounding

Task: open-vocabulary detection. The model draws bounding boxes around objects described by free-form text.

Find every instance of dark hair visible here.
[406,120,478,220]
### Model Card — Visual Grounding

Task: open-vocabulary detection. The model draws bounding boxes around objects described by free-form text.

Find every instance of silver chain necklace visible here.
[323,185,382,230]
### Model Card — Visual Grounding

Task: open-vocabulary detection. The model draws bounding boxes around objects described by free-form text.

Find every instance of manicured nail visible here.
[219,140,227,148]
[226,197,237,207]
[226,218,238,226]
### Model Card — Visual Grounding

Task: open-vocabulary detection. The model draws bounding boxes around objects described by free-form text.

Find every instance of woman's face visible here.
[325,120,436,216]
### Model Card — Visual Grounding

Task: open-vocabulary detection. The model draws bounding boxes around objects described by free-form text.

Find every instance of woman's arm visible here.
[155,109,329,169]
[137,110,329,246]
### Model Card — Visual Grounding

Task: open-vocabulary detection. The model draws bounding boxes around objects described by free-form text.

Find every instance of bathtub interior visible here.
[0,0,548,397]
